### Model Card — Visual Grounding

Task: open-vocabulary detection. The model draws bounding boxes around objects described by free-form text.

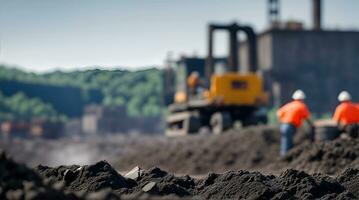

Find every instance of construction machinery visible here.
[165,23,269,136]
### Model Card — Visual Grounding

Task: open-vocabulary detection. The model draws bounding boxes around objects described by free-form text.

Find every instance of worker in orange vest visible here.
[187,71,202,96]
[333,91,359,138]
[277,90,313,156]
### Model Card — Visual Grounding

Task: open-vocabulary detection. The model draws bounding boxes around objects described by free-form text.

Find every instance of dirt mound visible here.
[2,149,358,199]
[196,169,354,199]
[36,160,136,192]
[0,150,76,200]
[35,162,189,199]
[34,161,356,199]
[134,167,355,199]
[116,126,283,174]
[278,139,359,175]
[1,151,183,200]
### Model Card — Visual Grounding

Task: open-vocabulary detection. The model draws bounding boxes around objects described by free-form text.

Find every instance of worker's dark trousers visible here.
[345,124,359,138]
[280,123,296,156]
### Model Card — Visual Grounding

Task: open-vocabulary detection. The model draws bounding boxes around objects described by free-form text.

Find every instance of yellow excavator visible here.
[166,23,268,136]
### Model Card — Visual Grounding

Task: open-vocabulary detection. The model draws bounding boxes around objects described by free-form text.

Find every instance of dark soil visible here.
[337,168,359,198]
[116,126,283,174]
[33,158,358,200]
[0,150,183,200]
[2,149,359,199]
[0,125,314,175]
[36,161,136,192]
[3,125,359,199]
[115,125,316,175]
[277,139,359,175]
[0,150,77,200]
[196,169,355,200]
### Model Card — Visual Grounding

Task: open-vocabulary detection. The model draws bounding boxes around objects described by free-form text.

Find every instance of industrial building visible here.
[241,0,359,113]
[240,29,359,113]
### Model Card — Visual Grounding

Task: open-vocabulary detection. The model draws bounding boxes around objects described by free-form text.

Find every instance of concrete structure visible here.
[64,118,82,136]
[82,105,129,135]
[30,120,64,139]
[82,105,163,134]
[240,29,359,113]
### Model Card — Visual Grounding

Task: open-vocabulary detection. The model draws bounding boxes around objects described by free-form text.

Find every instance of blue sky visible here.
[0,0,358,72]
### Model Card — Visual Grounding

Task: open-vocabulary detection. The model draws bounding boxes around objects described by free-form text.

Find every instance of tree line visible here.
[0,66,163,121]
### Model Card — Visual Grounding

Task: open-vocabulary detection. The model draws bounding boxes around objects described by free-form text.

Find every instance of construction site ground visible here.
[2,125,359,199]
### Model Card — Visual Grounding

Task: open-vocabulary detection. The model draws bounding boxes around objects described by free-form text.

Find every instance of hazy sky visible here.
[0,0,358,72]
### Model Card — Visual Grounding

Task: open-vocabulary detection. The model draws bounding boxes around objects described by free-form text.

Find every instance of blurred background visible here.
[0,0,358,166]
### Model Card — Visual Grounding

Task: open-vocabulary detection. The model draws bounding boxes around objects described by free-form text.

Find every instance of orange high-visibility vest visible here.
[277,100,310,128]
[333,101,359,125]
[187,75,199,89]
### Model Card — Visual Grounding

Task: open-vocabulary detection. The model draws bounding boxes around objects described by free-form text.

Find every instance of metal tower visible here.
[268,0,280,28]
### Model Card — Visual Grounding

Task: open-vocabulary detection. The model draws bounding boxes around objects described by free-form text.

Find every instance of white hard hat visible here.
[292,90,306,100]
[338,91,351,102]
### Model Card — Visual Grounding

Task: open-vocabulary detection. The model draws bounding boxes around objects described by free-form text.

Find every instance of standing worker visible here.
[333,91,359,138]
[277,90,312,156]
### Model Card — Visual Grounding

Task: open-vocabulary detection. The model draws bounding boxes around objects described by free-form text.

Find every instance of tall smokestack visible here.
[313,0,322,30]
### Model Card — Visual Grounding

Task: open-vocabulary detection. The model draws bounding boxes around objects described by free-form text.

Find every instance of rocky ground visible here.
[2,125,359,199]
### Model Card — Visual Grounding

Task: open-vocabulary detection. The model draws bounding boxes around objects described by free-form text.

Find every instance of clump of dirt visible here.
[134,167,197,197]
[277,139,359,175]
[36,160,136,193]
[337,168,359,198]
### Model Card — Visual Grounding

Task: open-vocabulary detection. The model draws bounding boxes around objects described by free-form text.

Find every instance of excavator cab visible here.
[172,57,208,103]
